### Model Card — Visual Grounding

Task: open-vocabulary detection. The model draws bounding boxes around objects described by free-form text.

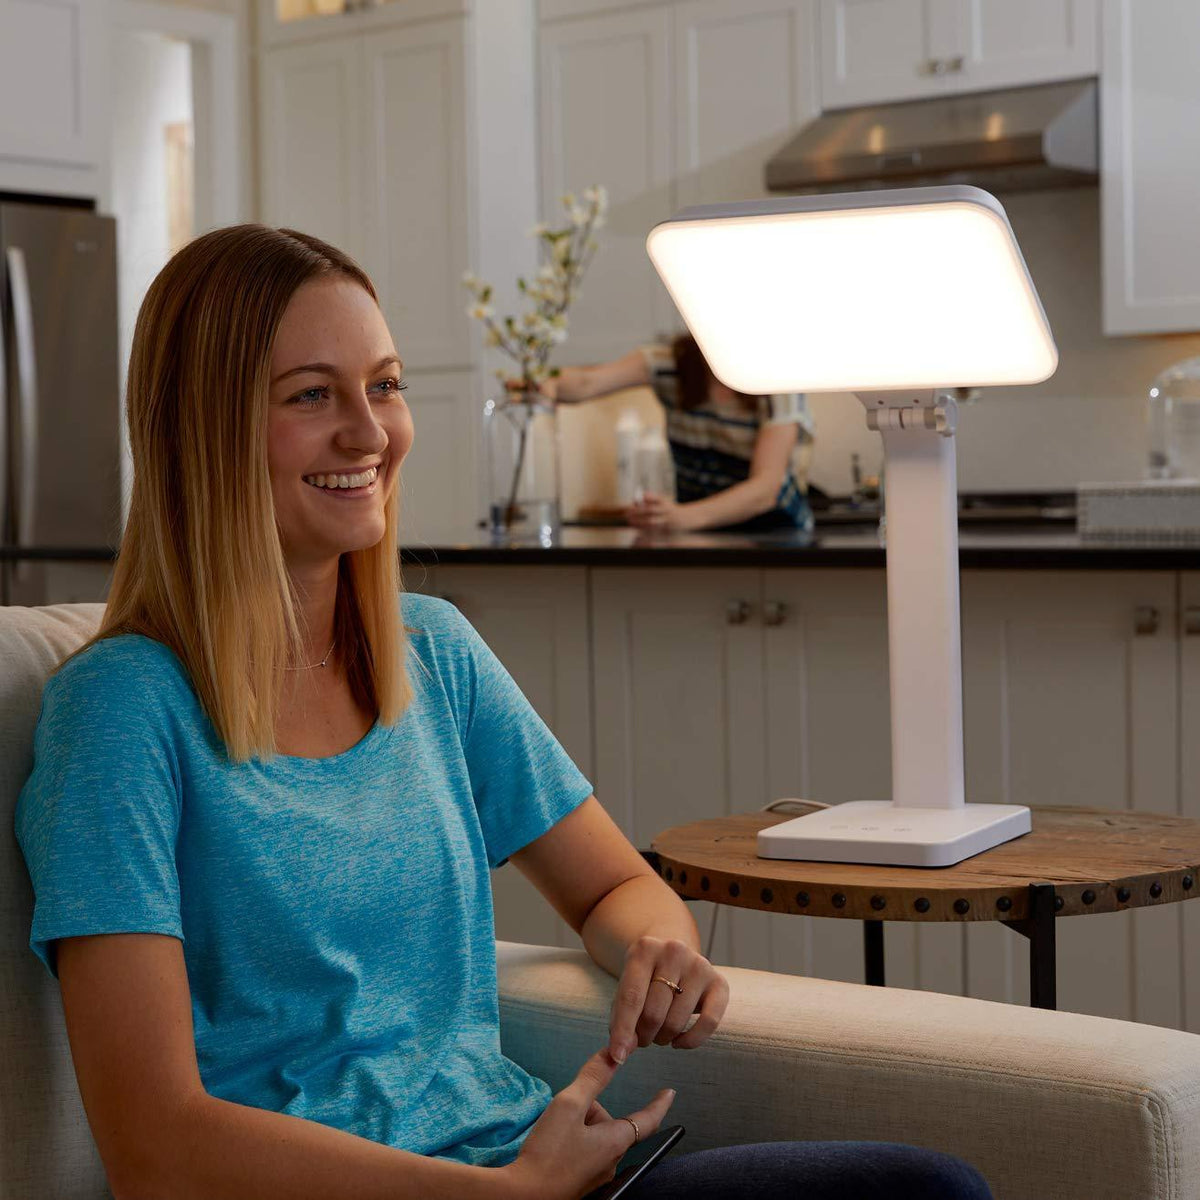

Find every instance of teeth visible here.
[303,466,378,490]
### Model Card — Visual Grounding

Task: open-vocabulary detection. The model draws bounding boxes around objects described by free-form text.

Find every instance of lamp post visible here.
[646,185,1058,868]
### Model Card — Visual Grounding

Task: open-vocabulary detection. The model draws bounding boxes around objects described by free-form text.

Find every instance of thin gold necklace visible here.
[284,637,337,671]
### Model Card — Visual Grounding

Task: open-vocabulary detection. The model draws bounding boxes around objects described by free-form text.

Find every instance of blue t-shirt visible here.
[13,593,593,1168]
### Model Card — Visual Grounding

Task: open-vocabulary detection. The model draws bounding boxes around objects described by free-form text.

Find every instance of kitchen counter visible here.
[399,524,1200,570]
[7,524,1198,571]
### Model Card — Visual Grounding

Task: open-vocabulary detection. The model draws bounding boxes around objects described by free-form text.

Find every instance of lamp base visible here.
[756,801,1032,868]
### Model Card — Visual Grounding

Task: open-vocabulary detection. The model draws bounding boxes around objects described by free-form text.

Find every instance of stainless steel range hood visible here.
[765,79,1097,195]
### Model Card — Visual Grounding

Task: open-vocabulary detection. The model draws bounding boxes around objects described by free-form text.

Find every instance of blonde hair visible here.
[59,223,413,764]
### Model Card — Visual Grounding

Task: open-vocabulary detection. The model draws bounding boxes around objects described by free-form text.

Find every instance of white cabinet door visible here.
[673,0,819,209]
[539,8,677,361]
[1101,0,1200,335]
[1181,574,1200,1033]
[591,568,765,968]
[434,566,593,951]
[959,0,1097,92]
[259,33,366,265]
[362,18,471,372]
[0,0,105,194]
[819,0,955,108]
[820,0,1098,109]
[961,571,1180,1027]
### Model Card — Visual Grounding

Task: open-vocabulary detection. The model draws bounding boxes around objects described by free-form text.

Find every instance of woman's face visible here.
[266,276,413,569]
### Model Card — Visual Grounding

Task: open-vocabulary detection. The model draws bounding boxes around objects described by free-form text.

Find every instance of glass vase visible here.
[483,392,562,544]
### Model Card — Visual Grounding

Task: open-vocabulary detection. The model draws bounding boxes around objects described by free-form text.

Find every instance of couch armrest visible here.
[496,941,1200,1200]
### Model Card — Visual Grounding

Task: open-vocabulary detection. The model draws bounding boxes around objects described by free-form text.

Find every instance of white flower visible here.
[467,303,494,320]
[485,328,502,347]
[462,270,481,289]
[570,205,589,227]
[561,192,576,209]
[528,222,550,238]
[549,325,568,344]
[537,264,556,282]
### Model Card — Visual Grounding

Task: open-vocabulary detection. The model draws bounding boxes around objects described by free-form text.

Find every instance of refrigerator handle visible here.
[6,246,38,588]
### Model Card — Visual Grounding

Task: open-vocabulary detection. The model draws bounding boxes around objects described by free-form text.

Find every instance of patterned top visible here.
[639,343,815,532]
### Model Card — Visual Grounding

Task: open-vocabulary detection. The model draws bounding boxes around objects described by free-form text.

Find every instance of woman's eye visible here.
[292,387,326,407]
[377,377,408,396]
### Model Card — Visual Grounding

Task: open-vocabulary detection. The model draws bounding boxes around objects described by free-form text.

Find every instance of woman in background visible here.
[536,332,815,534]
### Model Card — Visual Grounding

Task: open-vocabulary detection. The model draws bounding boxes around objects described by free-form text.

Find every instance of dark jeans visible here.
[622,1140,994,1200]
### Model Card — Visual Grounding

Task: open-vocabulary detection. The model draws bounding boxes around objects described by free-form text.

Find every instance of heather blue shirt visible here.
[14,593,593,1168]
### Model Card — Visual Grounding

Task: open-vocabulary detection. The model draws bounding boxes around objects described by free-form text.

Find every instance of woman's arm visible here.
[631,421,799,532]
[546,348,650,403]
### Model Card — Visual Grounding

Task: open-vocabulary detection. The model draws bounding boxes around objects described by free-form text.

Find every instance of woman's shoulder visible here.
[47,632,194,714]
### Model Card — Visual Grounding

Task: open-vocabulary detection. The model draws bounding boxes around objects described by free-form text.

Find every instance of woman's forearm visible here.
[678,476,780,531]
[123,1091,520,1200]
[551,365,593,402]
[580,875,702,981]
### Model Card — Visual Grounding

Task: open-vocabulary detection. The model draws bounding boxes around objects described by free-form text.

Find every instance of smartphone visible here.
[580,1124,686,1200]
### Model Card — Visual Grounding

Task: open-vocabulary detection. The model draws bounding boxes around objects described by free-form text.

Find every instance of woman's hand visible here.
[625,492,695,532]
[501,1047,676,1200]
[607,935,730,1063]
[504,377,558,403]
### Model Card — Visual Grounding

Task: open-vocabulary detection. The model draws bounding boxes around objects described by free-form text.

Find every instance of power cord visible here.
[703,799,831,961]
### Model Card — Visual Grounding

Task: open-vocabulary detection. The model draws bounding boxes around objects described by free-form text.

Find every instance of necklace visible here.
[284,637,337,671]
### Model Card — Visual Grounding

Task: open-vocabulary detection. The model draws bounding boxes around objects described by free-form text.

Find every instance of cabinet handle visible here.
[1185,606,1200,637]
[946,55,964,73]
[725,599,753,626]
[763,600,789,627]
[1134,606,1160,636]
[925,57,948,76]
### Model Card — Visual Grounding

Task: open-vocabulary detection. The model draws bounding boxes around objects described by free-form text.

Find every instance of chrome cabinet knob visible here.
[763,600,788,627]
[725,599,752,626]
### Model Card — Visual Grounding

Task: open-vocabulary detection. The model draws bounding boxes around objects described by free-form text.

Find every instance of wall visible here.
[806,187,1200,496]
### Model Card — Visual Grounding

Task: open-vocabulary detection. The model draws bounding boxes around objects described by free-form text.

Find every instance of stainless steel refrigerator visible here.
[1,200,122,606]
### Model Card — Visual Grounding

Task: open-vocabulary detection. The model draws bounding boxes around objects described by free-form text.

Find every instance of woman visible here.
[537,333,815,534]
[14,225,991,1200]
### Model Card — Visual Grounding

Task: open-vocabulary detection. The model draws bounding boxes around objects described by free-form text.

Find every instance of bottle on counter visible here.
[635,428,675,503]
[615,409,642,506]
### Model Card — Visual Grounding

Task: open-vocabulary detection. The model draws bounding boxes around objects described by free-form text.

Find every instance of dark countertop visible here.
[400,524,1200,570]
[8,525,1199,570]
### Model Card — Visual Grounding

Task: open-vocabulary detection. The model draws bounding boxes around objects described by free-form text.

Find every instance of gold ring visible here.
[621,1116,640,1143]
[652,975,684,995]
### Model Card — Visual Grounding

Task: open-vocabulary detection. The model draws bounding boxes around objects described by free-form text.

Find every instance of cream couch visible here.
[4,603,1200,1198]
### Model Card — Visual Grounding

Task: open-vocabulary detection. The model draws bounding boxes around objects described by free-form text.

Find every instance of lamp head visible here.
[645,185,1057,395]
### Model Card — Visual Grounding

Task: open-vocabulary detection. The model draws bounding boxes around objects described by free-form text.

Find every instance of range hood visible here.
[765,79,1098,195]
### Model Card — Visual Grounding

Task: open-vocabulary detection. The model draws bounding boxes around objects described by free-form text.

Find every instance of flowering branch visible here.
[463,185,608,392]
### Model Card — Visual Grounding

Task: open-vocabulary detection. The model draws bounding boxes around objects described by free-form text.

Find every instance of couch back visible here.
[1,603,112,1198]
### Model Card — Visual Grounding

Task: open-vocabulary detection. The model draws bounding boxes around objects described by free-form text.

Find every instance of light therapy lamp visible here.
[646,185,1058,868]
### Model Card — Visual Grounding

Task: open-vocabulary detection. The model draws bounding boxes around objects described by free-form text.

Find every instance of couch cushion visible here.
[1,603,112,1198]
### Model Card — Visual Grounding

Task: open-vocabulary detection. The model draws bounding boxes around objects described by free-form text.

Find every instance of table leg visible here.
[999,881,1057,1010]
[863,919,886,986]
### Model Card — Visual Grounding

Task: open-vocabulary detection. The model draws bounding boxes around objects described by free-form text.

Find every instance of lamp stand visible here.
[757,390,1031,868]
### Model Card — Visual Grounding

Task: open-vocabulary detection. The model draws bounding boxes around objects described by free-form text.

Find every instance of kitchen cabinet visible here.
[258,13,476,543]
[819,0,1098,110]
[426,566,593,951]
[1100,0,1200,335]
[0,0,108,199]
[672,0,819,210]
[539,7,676,363]
[1182,574,1200,1033]
[960,571,1183,1028]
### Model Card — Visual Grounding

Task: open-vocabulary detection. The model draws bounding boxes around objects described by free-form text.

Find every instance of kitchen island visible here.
[405,523,1200,1035]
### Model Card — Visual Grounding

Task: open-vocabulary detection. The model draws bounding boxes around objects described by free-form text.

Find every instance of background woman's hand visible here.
[625,492,695,532]
[606,935,729,1064]
[502,1046,676,1200]
[504,377,558,403]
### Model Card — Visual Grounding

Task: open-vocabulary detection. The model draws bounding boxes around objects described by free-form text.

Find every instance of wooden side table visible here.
[642,806,1200,1010]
